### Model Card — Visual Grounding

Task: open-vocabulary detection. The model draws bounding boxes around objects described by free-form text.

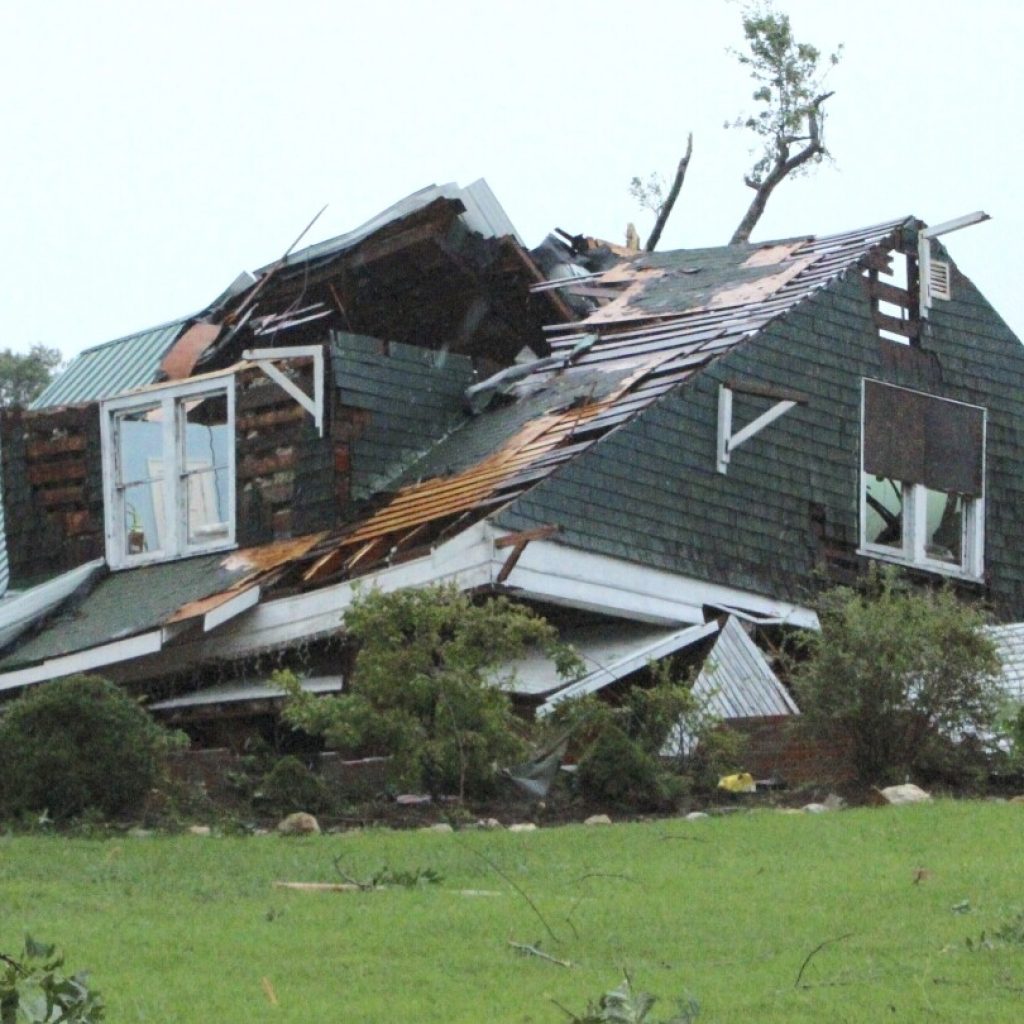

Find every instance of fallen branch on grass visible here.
[273,881,364,892]
[508,940,572,968]
[794,932,854,988]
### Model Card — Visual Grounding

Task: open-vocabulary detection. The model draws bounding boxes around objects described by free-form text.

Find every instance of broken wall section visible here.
[0,403,105,586]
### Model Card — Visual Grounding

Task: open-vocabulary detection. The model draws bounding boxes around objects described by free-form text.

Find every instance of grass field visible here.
[2,801,1023,1022]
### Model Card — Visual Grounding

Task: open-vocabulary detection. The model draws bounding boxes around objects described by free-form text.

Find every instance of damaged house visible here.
[0,183,1021,759]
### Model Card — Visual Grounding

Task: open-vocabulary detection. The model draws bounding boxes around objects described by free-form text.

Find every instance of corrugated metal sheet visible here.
[692,616,799,718]
[986,623,1024,702]
[262,179,521,274]
[0,559,104,651]
[31,317,188,409]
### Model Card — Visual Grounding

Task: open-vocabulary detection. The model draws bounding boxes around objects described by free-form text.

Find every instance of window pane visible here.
[864,474,904,549]
[184,467,231,545]
[181,392,231,548]
[924,488,963,565]
[115,405,163,487]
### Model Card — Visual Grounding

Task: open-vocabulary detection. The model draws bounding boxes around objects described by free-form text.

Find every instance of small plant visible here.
[560,974,699,1024]
[0,675,180,821]
[332,854,443,890]
[257,756,331,816]
[0,935,105,1023]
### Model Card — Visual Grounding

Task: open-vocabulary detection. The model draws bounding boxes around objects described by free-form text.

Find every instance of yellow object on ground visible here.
[718,772,756,793]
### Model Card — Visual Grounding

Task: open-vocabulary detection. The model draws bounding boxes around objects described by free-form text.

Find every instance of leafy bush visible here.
[564,974,699,1023]
[0,675,175,820]
[257,756,331,815]
[791,570,1002,787]
[554,661,738,809]
[0,935,104,1023]
[281,584,582,799]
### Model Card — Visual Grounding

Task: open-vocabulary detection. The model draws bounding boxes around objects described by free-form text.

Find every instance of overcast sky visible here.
[3,1,1022,363]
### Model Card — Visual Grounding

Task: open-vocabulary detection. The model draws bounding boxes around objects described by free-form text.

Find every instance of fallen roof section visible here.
[0,558,105,650]
[149,674,342,712]
[986,623,1024,702]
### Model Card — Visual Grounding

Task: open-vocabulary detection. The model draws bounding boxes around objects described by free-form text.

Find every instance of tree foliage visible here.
[629,2,840,249]
[0,936,104,1023]
[791,571,1002,786]
[0,675,177,820]
[0,345,61,409]
[280,584,582,799]
[728,1,842,243]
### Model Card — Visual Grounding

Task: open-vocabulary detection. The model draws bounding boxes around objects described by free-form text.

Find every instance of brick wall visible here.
[0,403,105,585]
[728,716,854,787]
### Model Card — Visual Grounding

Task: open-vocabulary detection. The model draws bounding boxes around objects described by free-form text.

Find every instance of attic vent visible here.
[928,259,952,301]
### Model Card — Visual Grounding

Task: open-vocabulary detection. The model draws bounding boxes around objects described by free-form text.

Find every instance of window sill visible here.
[110,540,238,573]
[857,547,984,584]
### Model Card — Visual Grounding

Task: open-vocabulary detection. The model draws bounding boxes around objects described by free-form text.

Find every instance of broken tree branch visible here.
[794,931,854,988]
[508,940,572,968]
[730,93,832,245]
[645,132,693,252]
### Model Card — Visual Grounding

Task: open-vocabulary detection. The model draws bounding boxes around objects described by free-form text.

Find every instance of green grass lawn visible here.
[2,801,1023,1022]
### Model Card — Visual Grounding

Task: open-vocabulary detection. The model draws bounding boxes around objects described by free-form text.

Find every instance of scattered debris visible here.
[508,940,572,968]
[718,773,756,794]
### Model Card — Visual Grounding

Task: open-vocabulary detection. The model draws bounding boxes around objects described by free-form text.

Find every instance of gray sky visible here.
[3,0,1022,362]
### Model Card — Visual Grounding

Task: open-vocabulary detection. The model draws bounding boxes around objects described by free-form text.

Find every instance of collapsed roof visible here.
[1,190,926,701]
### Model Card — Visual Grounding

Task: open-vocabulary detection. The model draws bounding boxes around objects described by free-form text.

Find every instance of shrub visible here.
[280,584,582,799]
[553,660,738,809]
[0,675,174,820]
[0,935,104,1023]
[257,756,331,815]
[791,569,1002,787]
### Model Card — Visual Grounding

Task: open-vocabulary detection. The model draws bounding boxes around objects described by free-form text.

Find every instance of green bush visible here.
[0,675,174,821]
[554,661,739,809]
[281,584,581,799]
[791,569,1002,787]
[257,756,331,815]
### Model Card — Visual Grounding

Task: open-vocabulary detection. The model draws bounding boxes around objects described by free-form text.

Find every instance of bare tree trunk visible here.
[729,94,831,246]
[645,133,693,252]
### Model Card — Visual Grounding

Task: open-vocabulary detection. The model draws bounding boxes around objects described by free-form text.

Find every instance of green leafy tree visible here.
[280,584,582,799]
[630,2,840,250]
[791,571,1002,786]
[0,936,104,1023]
[0,675,178,820]
[0,345,61,409]
[728,0,842,244]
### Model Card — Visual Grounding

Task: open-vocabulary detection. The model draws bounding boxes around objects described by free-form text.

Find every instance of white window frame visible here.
[100,376,236,570]
[858,381,985,582]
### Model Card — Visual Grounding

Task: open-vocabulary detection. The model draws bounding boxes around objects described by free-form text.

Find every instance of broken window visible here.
[102,379,235,569]
[860,380,984,578]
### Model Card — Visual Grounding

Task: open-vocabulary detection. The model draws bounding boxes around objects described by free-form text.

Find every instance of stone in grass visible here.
[802,803,830,814]
[188,825,212,837]
[584,814,612,826]
[685,812,710,821]
[421,823,454,834]
[1009,795,1024,805]
[508,823,538,832]
[477,818,503,830]
[879,784,931,806]
[277,812,321,835]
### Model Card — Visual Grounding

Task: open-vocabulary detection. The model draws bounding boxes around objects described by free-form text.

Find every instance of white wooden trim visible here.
[242,345,325,436]
[494,531,820,629]
[0,630,163,693]
[716,384,796,474]
[204,585,261,632]
[538,620,720,715]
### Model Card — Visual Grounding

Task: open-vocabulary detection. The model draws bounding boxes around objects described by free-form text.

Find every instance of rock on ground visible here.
[879,784,931,806]
[508,823,538,832]
[277,812,321,835]
[584,814,612,826]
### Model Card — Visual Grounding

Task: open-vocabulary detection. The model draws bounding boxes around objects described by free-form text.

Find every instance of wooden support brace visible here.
[242,345,325,436]
[495,524,559,583]
[716,384,798,475]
